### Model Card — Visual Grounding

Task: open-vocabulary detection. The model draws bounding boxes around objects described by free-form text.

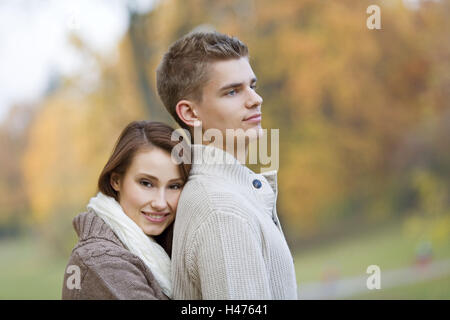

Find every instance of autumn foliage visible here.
[0,0,449,252]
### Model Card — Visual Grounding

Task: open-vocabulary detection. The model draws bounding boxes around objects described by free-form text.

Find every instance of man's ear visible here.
[176,100,200,128]
[110,173,121,192]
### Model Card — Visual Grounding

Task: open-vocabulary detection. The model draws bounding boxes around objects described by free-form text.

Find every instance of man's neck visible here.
[202,140,249,165]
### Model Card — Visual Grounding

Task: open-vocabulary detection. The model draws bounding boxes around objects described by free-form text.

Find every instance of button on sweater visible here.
[172,144,298,299]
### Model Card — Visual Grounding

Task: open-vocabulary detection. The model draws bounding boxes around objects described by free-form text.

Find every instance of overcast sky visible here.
[0,0,155,122]
[0,0,429,123]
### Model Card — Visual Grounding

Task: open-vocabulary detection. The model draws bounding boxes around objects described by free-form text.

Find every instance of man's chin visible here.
[246,126,264,140]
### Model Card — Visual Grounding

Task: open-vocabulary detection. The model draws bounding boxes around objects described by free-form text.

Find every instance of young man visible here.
[156,31,298,299]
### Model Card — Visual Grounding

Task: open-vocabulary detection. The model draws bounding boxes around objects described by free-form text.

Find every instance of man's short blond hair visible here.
[156,31,249,130]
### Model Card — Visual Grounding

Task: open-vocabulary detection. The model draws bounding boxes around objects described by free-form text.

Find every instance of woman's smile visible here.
[112,147,183,236]
[141,211,171,223]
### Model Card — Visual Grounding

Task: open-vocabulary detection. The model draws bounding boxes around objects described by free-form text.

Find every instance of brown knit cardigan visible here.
[61,209,171,300]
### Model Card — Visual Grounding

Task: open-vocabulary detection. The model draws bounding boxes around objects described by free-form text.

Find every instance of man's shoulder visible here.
[175,179,258,235]
[179,177,248,211]
[184,174,231,191]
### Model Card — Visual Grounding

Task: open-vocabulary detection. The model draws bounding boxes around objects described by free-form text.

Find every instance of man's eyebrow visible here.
[219,82,243,92]
[219,77,257,91]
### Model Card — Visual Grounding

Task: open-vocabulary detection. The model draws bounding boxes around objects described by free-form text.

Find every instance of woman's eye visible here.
[140,180,153,188]
[170,183,182,190]
[250,84,257,90]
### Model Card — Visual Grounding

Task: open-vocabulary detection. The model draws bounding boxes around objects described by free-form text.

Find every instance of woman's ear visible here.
[176,100,200,128]
[110,173,121,192]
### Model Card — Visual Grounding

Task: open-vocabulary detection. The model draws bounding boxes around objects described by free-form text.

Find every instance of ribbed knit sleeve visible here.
[188,211,272,300]
[81,257,160,300]
[62,242,168,300]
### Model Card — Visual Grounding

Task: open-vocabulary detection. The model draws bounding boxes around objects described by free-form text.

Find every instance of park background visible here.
[0,0,449,299]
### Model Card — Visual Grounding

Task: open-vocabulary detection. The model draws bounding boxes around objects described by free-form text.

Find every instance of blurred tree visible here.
[397,109,450,246]
[21,33,150,253]
[18,0,450,251]
[0,104,34,229]
[239,0,450,241]
[127,5,171,122]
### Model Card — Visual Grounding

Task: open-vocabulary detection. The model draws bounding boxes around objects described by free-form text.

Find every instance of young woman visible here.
[62,121,190,300]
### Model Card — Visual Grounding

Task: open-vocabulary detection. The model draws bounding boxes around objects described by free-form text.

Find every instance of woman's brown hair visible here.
[98,120,191,201]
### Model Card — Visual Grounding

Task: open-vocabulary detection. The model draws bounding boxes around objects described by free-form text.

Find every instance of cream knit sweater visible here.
[172,144,298,299]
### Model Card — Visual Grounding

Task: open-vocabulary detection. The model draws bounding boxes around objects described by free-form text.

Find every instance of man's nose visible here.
[245,87,263,109]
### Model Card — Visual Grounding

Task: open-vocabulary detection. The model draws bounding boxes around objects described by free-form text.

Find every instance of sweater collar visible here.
[190,144,278,193]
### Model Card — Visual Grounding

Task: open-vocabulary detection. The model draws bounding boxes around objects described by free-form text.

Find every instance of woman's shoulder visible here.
[69,210,147,271]
[63,236,168,300]
[70,237,133,267]
[72,210,122,243]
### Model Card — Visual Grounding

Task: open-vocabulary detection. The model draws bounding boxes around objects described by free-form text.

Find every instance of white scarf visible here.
[87,192,172,298]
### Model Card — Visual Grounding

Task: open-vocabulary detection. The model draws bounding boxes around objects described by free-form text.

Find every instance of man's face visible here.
[194,57,263,141]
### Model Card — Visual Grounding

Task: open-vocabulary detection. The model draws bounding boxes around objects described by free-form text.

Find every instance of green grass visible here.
[1,220,450,299]
[293,221,450,288]
[349,274,450,299]
[0,237,69,299]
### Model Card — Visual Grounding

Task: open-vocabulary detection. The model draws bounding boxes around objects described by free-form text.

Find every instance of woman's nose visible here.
[151,189,168,211]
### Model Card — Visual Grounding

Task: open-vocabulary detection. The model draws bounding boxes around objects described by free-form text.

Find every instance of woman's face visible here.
[111,147,184,236]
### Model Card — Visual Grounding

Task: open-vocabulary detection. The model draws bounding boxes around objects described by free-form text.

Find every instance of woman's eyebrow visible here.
[139,173,182,183]
[139,173,159,181]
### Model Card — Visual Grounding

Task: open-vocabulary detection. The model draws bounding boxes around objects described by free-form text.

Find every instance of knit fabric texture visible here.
[172,144,298,299]
[62,210,169,300]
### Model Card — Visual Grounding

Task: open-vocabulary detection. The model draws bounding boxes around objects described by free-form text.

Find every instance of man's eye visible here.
[140,180,153,188]
[227,89,237,96]
[250,84,257,90]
